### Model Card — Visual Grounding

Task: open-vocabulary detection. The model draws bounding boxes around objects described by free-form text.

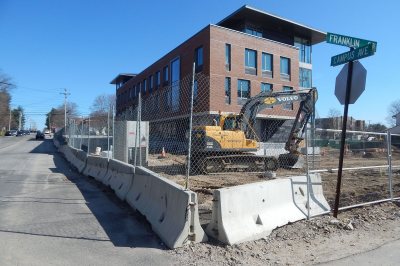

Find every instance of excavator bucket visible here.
[278,153,305,169]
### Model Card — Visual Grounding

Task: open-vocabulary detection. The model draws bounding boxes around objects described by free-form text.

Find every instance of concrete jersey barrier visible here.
[106,159,134,200]
[74,150,87,174]
[126,166,207,249]
[83,155,109,182]
[206,174,330,245]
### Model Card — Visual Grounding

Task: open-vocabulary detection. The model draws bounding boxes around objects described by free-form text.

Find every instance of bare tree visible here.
[387,99,400,126]
[0,71,15,132]
[46,102,79,130]
[89,94,115,134]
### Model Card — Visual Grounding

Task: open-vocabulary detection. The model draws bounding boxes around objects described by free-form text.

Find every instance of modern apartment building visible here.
[112,5,325,141]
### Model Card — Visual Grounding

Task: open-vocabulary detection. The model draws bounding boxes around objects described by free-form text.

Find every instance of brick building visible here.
[112,5,325,142]
[316,116,366,131]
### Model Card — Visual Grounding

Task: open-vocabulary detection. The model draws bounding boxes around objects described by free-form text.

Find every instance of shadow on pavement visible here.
[50,143,165,249]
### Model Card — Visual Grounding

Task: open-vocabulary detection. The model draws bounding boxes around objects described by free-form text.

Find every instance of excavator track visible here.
[191,153,279,174]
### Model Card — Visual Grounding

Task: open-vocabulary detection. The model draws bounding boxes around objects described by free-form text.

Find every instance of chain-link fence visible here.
[65,111,114,157]
[306,128,400,209]
[116,72,318,180]
[59,68,400,217]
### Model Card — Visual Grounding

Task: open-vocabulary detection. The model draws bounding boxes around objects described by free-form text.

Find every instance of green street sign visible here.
[327,32,377,52]
[331,43,375,66]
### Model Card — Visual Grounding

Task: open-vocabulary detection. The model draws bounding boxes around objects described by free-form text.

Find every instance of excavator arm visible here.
[236,88,317,152]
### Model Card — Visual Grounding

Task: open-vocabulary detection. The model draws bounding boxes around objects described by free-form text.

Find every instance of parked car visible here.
[5,130,17,136]
[16,130,25,136]
[36,131,45,140]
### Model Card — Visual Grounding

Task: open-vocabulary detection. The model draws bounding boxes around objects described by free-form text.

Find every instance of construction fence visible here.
[63,71,400,214]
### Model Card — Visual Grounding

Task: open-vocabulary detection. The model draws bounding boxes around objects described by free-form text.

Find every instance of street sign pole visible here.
[333,49,354,218]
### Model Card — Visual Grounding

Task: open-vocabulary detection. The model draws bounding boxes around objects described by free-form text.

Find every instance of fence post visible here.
[138,93,142,166]
[386,131,393,200]
[80,117,84,150]
[107,105,110,160]
[88,116,91,154]
[305,124,311,220]
[134,95,141,167]
[112,106,115,159]
[185,62,196,190]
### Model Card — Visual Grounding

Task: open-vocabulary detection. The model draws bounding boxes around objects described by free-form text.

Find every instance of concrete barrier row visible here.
[56,144,206,249]
[126,167,207,249]
[83,155,109,181]
[206,174,330,245]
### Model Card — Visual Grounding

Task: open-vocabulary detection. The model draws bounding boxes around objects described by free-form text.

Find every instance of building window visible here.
[195,46,203,72]
[163,65,169,86]
[171,58,180,112]
[261,82,272,93]
[225,77,231,105]
[280,57,291,81]
[142,79,147,94]
[156,71,161,89]
[244,27,262,37]
[193,80,198,102]
[245,48,257,75]
[149,75,153,93]
[294,37,311,64]
[225,44,231,71]
[283,86,293,110]
[237,79,250,105]
[262,52,273,78]
[299,68,312,88]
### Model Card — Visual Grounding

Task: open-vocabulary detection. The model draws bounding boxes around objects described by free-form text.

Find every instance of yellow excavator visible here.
[190,88,317,174]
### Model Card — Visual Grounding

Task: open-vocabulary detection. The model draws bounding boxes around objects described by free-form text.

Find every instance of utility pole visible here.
[8,108,11,131]
[18,111,22,130]
[60,88,71,129]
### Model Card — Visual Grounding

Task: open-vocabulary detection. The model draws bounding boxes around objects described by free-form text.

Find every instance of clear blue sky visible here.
[0,0,399,130]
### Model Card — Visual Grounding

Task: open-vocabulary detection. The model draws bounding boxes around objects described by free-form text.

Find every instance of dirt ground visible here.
[148,147,400,225]
[145,148,400,264]
[168,201,400,265]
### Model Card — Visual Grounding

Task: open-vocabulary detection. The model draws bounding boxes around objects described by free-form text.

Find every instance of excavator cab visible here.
[221,115,237,130]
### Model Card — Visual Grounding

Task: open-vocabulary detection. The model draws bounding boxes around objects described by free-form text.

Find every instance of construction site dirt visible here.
[150,148,400,265]
[148,147,400,225]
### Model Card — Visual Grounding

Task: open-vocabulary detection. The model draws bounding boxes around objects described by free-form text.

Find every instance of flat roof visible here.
[217,5,326,45]
[110,73,136,85]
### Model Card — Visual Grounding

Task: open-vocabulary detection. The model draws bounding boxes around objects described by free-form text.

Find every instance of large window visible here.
[244,27,262,37]
[155,71,160,90]
[193,80,198,102]
[299,68,312,88]
[280,57,291,81]
[171,58,180,111]
[163,65,169,85]
[262,52,273,78]
[294,37,311,64]
[195,46,203,72]
[261,82,273,93]
[225,44,231,71]
[225,77,231,105]
[237,79,250,105]
[142,79,147,94]
[149,75,153,93]
[261,83,273,108]
[283,86,293,110]
[245,48,257,75]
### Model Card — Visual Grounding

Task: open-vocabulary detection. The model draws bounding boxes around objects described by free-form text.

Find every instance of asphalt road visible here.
[0,136,174,265]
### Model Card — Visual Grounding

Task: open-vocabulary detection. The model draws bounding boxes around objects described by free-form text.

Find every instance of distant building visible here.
[316,116,365,131]
[389,113,400,134]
